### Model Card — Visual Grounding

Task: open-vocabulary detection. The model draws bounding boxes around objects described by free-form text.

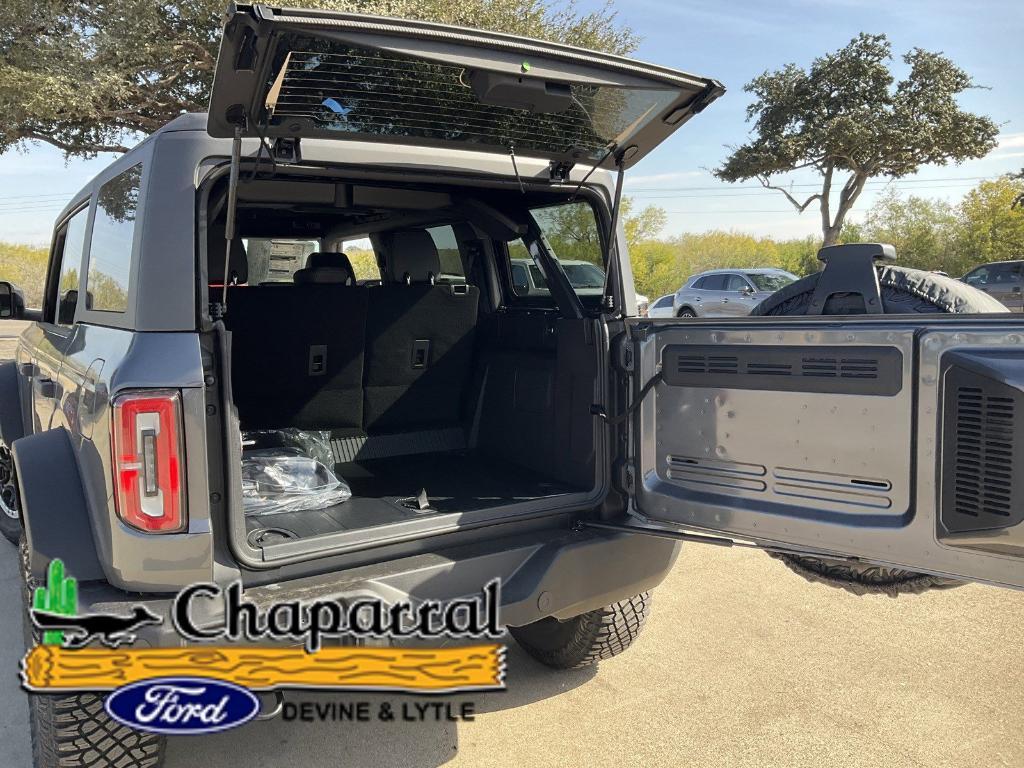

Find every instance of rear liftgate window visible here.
[265,43,680,163]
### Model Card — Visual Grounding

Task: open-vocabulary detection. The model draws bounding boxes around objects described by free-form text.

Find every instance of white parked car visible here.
[646,294,676,318]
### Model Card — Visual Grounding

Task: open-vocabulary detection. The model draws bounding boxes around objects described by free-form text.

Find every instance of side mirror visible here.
[0,281,25,319]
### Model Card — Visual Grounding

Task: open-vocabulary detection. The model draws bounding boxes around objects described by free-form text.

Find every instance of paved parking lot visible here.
[1,537,1022,768]
[0,319,1021,767]
[0,321,27,360]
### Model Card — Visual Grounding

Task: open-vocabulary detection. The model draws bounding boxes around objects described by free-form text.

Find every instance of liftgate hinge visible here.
[617,339,635,373]
[548,160,574,182]
[270,136,301,164]
[619,463,636,493]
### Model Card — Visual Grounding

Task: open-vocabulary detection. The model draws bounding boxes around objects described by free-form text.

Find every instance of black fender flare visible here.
[12,428,104,581]
[0,360,25,446]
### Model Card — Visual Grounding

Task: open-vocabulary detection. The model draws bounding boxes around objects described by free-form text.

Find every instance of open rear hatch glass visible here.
[208,4,723,169]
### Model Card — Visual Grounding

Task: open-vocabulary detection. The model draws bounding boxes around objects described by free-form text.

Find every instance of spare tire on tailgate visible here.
[753,257,1008,595]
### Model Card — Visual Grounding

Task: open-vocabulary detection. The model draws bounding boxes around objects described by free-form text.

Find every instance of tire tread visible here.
[511,592,650,670]
[20,537,165,768]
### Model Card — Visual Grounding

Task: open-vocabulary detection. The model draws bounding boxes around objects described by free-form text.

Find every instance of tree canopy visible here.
[0,0,637,158]
[715,33,999,246]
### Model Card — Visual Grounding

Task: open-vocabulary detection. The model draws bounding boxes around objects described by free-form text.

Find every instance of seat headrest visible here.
[388,230,441,284]
[207,219,248,285]
[293,251,355,285]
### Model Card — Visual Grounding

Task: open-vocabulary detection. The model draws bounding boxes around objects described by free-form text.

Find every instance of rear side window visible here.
[51,207,90,325]
[508,201,605,302]
[86,164,142,313]
[698,274,726,291]
[245,239,319,283]
[340,238,381,282]
[724,274,750,291]
[426,225,465,281]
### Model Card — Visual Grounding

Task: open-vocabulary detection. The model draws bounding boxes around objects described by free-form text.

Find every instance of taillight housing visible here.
[111,390,186,533]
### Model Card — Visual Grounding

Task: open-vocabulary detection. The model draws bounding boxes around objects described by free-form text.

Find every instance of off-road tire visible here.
[768,552,963,597]
[510,592,650,669]
[752,264,1009,317]
[20,537,166,768]
[0,444,21,545]
[755,264,1005,595]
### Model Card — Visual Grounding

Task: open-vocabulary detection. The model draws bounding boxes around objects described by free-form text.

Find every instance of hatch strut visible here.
[219,124,244,314]
[599,151,627,313]
[579,519,857,560]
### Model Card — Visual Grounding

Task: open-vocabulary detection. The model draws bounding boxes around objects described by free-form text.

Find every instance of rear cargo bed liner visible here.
[244,452,583,543]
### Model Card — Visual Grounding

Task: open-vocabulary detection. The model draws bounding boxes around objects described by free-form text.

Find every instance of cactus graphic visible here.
[32,559,78,646]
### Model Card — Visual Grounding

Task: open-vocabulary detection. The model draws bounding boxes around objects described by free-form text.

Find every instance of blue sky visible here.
[1,0,1021,245]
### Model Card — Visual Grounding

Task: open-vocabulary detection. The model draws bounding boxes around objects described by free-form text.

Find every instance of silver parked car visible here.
[646,293,677,318]
[673,268,798,317]
[961,260,1024,311]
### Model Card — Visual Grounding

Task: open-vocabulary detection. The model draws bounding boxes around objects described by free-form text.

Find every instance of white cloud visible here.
[625,170,707,187]
[997,133,1024,150]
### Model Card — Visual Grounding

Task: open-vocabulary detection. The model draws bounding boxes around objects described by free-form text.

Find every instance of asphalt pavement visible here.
[1,538,1021,768]
[0,316,1021,767]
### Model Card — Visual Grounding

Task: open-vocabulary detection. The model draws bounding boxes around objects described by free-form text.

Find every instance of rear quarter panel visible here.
[61,325,214,590]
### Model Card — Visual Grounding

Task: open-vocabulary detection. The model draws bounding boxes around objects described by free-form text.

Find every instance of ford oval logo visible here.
[105,677,260,735]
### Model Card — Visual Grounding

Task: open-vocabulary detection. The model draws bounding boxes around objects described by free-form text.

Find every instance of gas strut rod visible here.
[221,124,243,310]
[600,152,627,313]
[581,519,852,560]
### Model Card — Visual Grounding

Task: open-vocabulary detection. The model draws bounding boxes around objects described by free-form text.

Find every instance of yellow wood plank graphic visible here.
[22,644,505,692]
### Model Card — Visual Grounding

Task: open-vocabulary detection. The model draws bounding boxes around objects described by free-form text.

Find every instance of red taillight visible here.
[111,390,186,533]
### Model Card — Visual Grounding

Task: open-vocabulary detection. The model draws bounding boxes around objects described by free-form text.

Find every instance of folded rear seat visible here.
[363,230,479,432]
[226,252,367,431]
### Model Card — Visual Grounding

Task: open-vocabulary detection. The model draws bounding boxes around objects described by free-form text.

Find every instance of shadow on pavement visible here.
[0,549,597,768]
[163,642,596,768]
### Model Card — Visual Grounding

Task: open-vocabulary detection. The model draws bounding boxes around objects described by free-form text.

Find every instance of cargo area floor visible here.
[244,452,583,541]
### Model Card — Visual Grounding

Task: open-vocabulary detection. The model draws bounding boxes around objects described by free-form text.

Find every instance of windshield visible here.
[746,272,796,292]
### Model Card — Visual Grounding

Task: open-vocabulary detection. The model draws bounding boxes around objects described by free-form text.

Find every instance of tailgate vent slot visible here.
[951,387,1014,521]
[941,356,1024,534]
[675,354,738,375]
[662,345,902,396]
[667,456,767,492]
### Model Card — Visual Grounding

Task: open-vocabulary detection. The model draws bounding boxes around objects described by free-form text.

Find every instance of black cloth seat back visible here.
[226,285,368,430]
[364,229,479,431]
[293,251,356,285]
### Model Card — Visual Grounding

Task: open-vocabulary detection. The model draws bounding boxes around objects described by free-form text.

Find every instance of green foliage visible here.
[629,230,821,300]
[33,558,78,646]
[861,189,961,272]
[0,0,637,158]
[345,247,382,281]
[533,201,603,265]
[853,176,1024,276]
[715,33,999,246]
[0,241,47,308]
[955,177,1024,266]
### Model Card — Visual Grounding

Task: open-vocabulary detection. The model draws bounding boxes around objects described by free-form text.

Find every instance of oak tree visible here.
[0,0,637,158]
[715,33,999,246]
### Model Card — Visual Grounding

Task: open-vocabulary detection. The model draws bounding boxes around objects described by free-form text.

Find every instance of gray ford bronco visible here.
[2,5,1022,767]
